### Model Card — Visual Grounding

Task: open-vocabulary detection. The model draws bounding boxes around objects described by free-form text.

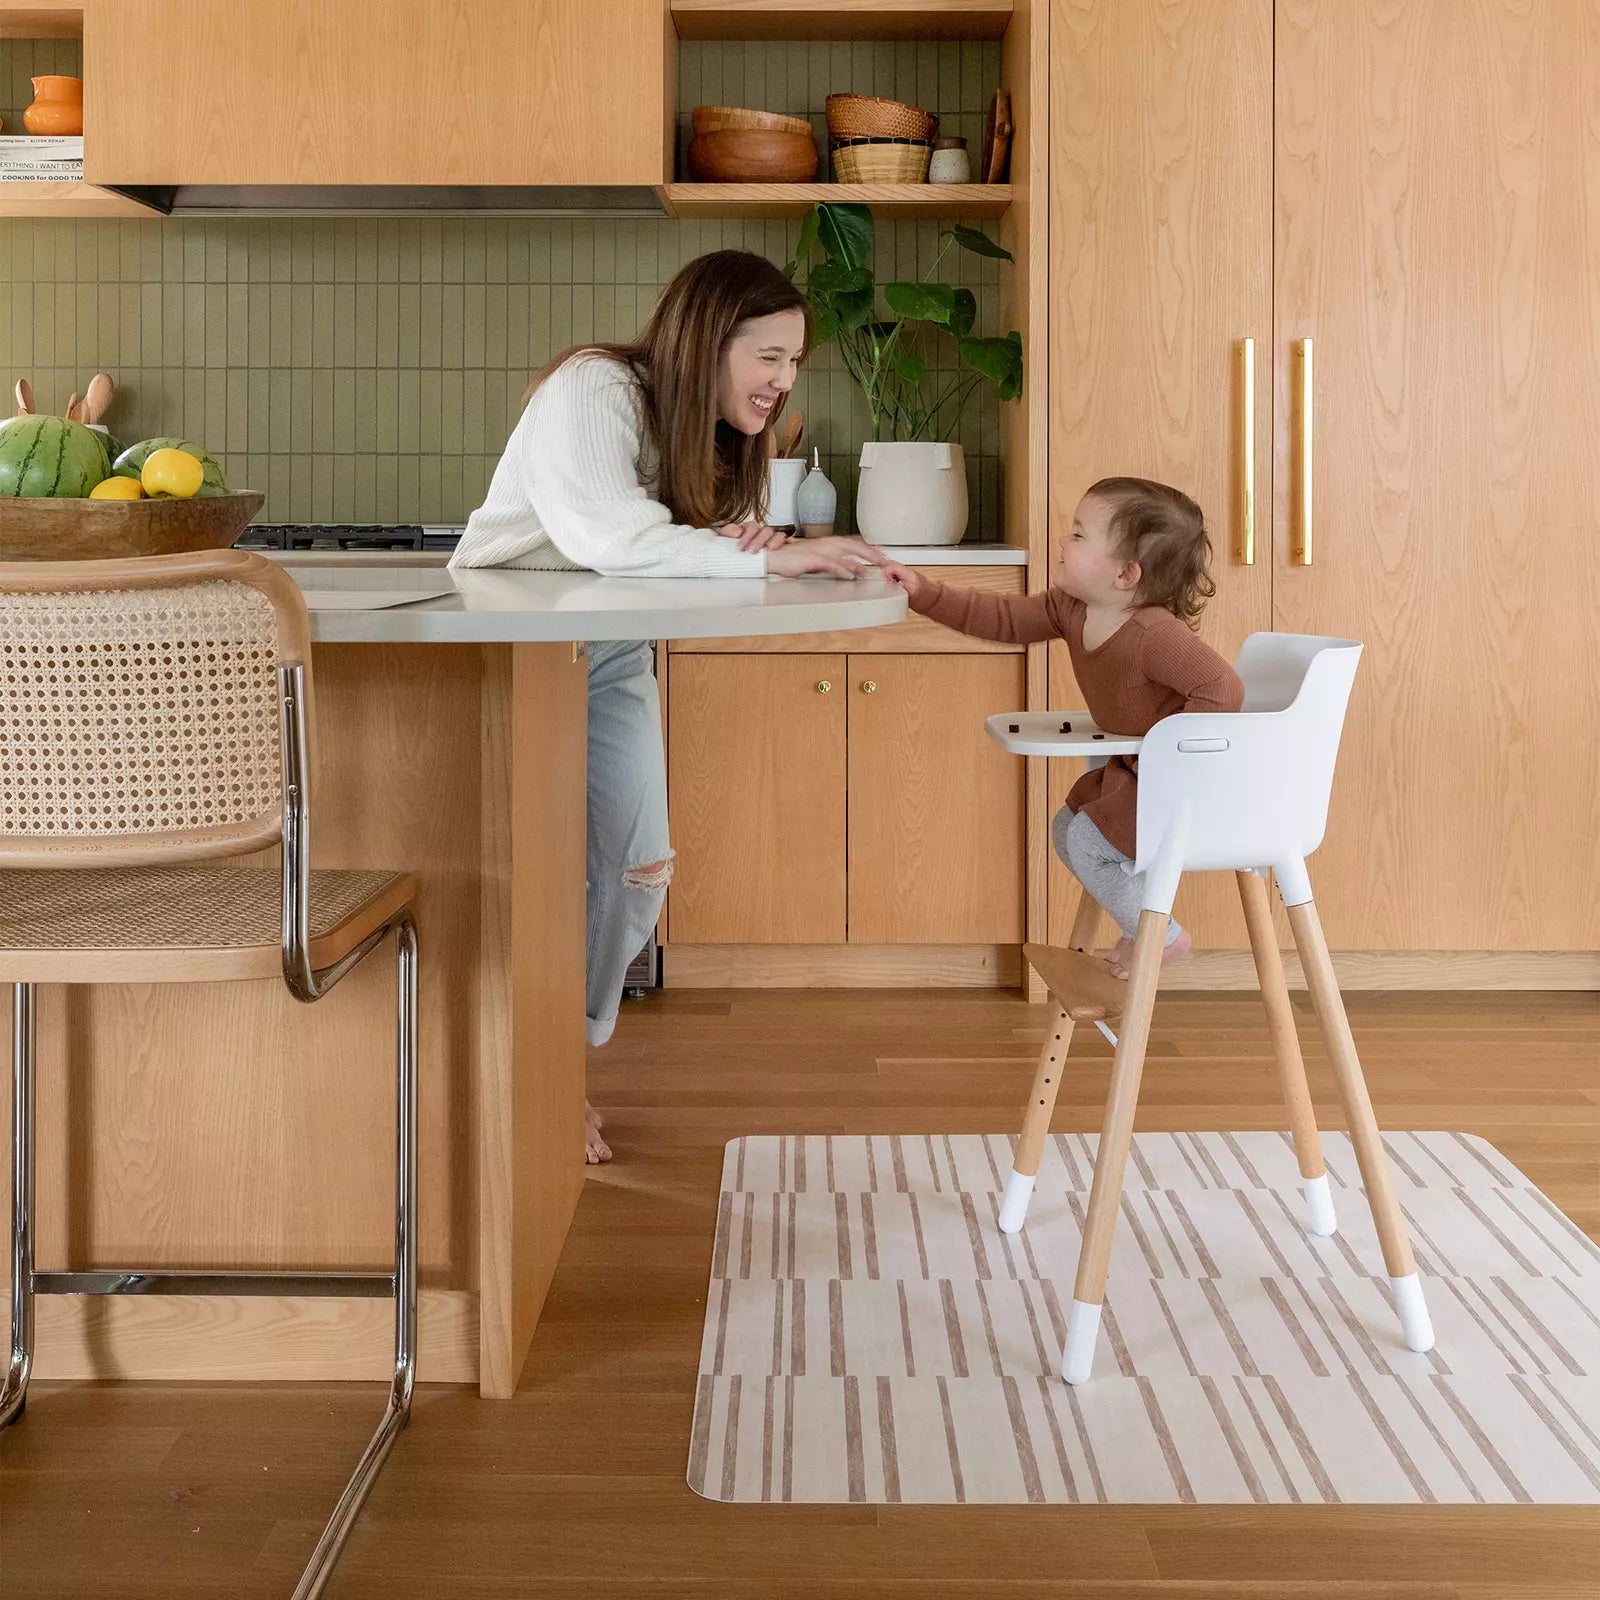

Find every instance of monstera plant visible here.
[784,201,1023,445]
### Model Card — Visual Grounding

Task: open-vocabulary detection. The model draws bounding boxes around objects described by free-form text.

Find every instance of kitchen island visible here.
[23,564,905,1399]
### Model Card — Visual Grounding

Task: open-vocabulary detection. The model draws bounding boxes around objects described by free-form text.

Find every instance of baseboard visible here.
[1161,949,1600,991]
[664,944,1022,988]
[665,944,1599,992]
[31,1286,477,1384]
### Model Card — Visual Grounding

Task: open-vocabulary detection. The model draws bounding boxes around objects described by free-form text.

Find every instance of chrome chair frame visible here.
[2,661,418,1600]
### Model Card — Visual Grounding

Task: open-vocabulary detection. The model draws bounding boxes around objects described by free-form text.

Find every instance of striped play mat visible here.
[689,1132,1600,1504]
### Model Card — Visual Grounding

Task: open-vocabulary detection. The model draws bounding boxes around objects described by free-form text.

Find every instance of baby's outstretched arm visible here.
[887,565,1071,645]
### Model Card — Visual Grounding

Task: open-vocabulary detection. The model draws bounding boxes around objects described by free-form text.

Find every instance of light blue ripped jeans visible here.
[585,639,672,1047]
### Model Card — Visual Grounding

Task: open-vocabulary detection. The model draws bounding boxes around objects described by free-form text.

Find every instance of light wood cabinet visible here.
[848,655,1025,944]
[668,651,1025,946]
[668,654,847,944]
[1047,0,1273,950]
[83,0,670,188]
[1048,0,1600,956]
[1271,0,1600,951]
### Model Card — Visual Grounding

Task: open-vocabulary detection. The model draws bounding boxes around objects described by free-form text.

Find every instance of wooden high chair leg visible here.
[999,890,1100,1235]
[1062,907,1168,1385]
[1236,871,1336,1237]
[1286,898,1435,1353]
[1000,1004,1074,1233]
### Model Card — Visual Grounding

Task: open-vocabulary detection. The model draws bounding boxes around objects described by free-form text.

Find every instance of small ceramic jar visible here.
[928,136,971,185]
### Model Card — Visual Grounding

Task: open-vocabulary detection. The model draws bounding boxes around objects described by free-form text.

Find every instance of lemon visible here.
[141,447,205,499]
[89,476,145,500]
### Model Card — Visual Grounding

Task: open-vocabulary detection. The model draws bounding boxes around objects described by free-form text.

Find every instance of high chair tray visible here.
[984,712,1144,758]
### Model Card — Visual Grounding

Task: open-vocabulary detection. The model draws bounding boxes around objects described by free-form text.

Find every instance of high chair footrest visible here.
[1024,942,1128,1022]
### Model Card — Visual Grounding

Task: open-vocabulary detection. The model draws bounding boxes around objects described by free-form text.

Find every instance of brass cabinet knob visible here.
[816,680,832,693]
[860,680,877,694]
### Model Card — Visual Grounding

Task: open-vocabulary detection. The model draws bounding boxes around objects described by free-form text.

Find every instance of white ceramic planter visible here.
[855,441,969,546]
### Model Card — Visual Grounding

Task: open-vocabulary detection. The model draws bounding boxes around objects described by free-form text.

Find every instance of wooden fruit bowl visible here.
[0,490,265,560]
[687,129,818,184]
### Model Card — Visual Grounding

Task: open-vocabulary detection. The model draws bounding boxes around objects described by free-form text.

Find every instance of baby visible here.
[883,477,1243,979]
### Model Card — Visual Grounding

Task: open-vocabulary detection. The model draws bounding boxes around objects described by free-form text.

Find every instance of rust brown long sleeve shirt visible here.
[909,580,1244,856]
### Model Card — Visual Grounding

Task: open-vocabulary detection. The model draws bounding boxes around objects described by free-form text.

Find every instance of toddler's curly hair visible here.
[1086,476,1217,628]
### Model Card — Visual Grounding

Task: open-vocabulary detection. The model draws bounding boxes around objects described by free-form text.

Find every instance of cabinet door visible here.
[1048,0,1273,949]
[1275,0,1600,949]
[669,655,846,944]
[84,1,668,187]
[848,655,1026,944]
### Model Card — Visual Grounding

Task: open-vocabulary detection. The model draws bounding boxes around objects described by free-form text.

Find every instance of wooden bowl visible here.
[692,105,813,137]
[0,490,266,561]
[687,129,818,184]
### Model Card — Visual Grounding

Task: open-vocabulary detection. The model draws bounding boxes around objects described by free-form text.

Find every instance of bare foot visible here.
[585,1101,612,1165]
[1103,928,1193,980]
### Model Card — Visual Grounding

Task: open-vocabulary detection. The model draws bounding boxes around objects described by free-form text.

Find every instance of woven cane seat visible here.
[0,865,416,983]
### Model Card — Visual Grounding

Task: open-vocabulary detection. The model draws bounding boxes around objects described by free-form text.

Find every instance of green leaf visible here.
[958,334,1025,401]
[949,288,977,338]
[807,261,871,298]
[895,352,926,384]
[884,281,955,324]
[811,305,841,344]
[816,203,874,269]
[950,224,1013,262]
[834,286,877,330]
[791,207,821,270]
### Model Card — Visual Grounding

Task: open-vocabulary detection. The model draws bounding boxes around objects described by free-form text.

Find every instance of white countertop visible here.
[285,560,908,643]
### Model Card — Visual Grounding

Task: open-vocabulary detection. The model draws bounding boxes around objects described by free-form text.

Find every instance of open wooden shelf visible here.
[671,0,1011,40]
[0,181,159,218]
[0,0,81,38]
[660,182,1009,219]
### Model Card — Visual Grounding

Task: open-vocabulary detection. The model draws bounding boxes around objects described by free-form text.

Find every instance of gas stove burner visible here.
[237,524,461,552]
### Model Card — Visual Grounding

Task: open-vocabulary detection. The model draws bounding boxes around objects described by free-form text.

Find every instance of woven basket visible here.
[691,104,813,137]
[825,93,936,143]
[832,139,932,184]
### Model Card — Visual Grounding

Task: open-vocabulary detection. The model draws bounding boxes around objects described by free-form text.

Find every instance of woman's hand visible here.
[767,540,886,579]
[880,561,924,601]
[716,520,790,553]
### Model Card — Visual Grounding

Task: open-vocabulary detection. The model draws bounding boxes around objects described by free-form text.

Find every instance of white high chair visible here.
[987,633,1435,1385]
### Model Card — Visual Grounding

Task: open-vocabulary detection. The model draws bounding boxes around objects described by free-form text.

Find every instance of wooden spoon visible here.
[81,373,113,426]
[14,378,32,415]
[777,407,804,458]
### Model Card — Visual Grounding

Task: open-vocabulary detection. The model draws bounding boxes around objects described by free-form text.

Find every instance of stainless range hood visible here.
[109,185,668,218]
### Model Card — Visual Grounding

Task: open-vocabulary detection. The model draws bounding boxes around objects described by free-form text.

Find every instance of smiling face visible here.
[717,308,807,436]
[1052,492,1143,606]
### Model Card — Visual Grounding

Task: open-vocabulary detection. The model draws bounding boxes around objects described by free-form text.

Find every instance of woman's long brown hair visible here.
[525,250,808,529]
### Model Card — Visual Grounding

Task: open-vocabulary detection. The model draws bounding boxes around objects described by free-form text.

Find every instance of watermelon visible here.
[114,437,228,497]
[0,415,110,497]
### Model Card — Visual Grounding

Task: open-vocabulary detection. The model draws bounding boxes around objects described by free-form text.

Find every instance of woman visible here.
[451,249,886,1162]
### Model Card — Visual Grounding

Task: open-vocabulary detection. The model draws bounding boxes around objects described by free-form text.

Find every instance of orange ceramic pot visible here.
[24,76,83,136]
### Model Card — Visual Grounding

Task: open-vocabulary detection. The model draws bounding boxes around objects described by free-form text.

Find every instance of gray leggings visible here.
[1051,806,1183,946]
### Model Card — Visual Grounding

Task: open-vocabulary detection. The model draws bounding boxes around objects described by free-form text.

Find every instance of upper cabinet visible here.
[82,0,671,188]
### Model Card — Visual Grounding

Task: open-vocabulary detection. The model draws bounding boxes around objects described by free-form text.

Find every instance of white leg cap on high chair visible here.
[998,1170,1035,1235]
[1061,1300,1102,1386]
[1303,1173,1338,1237]
[1390,1273,1435,1352]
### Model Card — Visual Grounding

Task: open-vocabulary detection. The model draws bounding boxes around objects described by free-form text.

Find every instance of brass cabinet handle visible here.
[860,680,877,694]
[1235,337,1255,564]
[816,680,832,693]
[1292,338,1313,564]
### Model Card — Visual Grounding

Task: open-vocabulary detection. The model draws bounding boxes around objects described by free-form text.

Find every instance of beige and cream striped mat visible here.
[689,1132,1600,1504]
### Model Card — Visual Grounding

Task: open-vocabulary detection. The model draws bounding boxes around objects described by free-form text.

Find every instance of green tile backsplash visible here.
[1,40,1007,534]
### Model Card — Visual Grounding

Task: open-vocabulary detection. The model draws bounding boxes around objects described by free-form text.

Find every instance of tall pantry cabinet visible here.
[1048,0,1600,958]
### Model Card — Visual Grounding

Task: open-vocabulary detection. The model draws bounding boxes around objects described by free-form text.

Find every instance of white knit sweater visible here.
[448,352,768,578]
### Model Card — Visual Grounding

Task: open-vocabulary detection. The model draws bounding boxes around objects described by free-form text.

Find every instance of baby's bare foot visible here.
[585,1101,612,1165]
[1103,928,1193,981]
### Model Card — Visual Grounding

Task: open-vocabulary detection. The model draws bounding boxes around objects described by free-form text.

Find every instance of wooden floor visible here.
[3,987,1598,1598]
